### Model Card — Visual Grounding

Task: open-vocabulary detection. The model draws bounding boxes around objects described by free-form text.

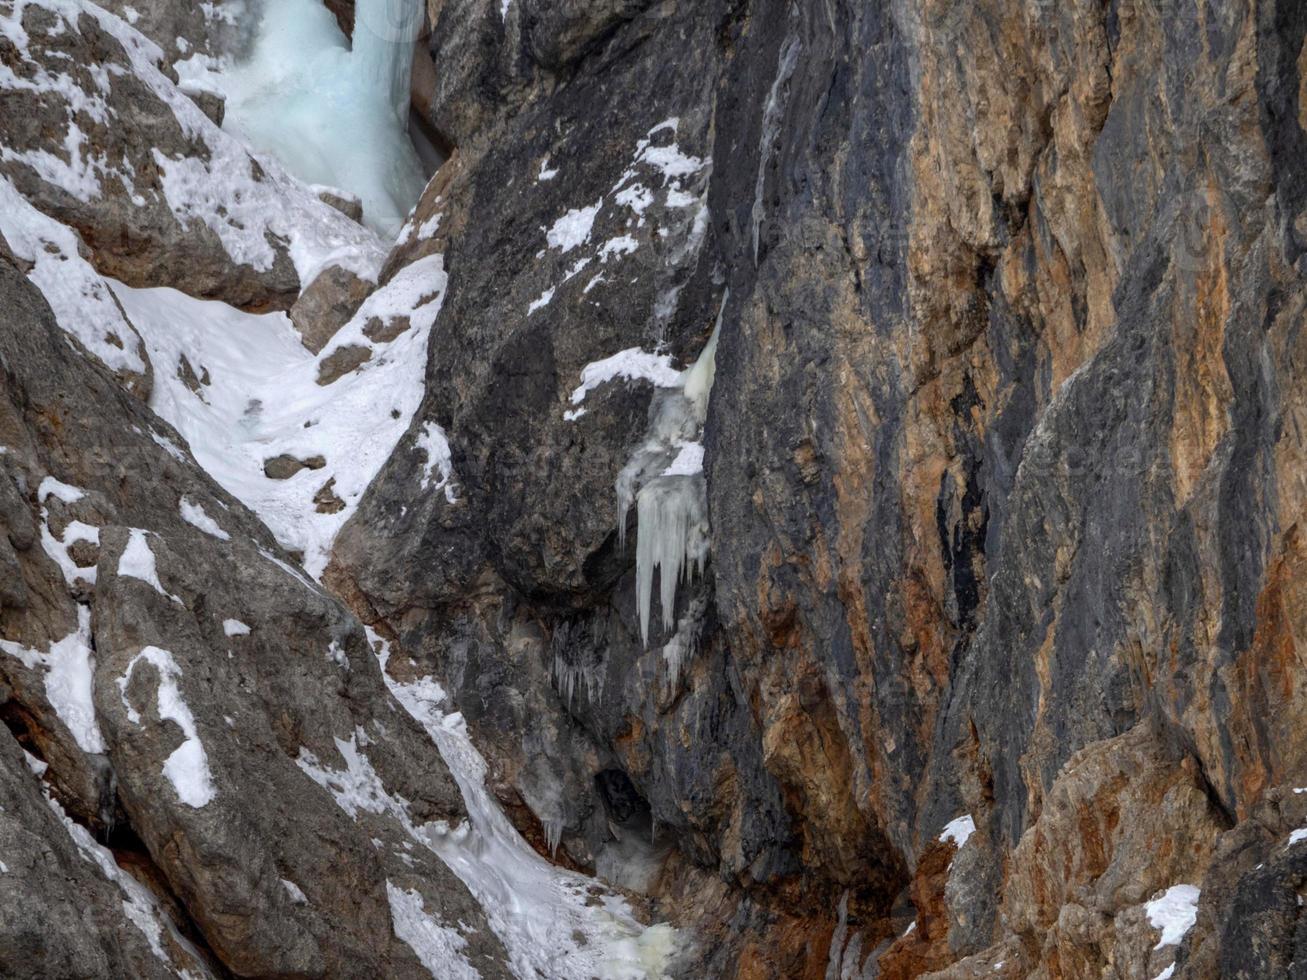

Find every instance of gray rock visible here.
[0,260,511,977]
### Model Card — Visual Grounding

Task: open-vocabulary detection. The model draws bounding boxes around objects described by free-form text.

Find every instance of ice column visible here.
[354,0,425,120]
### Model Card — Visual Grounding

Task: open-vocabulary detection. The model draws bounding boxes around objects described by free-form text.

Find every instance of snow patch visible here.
[118,529,182,603]
[599,235,639,263]
[179,496,229,541]
[222,618,251,637]
[545,200,602,253]
[118,647,217,808]
[527,286,555,315]
[371,632,679,978]
[112,251,446,578]
[386,882,477,980]
[1145,884,1200,950]
[0,176,146,378]
[37,478,86,505]
[33,756,207,973]
[940,814,976,848]
[567,349,681,414]
[415,422,457,503]
[0,605,105,753]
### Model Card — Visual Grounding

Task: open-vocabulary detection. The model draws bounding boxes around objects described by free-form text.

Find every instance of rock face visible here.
[4,0,1307,976]
[0,258,510,977]
[331,0,1307,974]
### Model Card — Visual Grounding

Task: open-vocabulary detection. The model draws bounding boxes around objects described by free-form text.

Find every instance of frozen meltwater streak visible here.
[220,0,427,237]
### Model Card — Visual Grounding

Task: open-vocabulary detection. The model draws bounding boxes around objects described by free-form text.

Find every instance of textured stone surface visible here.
[3,0,1307,974]
[0,261,511,977]
[0,0,377,310]
[333,0,1307,973]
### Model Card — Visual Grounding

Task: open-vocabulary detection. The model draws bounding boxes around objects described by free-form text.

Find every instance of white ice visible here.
[606,298,723,645]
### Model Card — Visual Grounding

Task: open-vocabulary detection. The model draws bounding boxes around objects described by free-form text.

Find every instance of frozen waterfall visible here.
[217,0,429,237]
[354,0,426,121]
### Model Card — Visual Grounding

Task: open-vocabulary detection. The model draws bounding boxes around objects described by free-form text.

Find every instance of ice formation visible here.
[609,295,725,646]
[218,0,429,236]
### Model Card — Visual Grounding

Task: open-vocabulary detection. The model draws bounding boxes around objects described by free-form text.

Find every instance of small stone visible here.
[291,266,373,354]
[362,315,411,343]
[177,354,209,396]
[0,231,33,274]
[263,454,326,480]
[316,188,364,223]
[316,344,373,386]
[67,538,100,568]
[313,477,346,514]
[187,89,226,127]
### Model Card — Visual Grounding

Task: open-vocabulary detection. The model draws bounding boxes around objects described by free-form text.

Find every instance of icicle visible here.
[353,0,425,121]
[613,292,726,646]
[661,596,705,690]
[680,291,726,423]
[635,475,708,646]
[542,817,564,858]
[550,650,602,708]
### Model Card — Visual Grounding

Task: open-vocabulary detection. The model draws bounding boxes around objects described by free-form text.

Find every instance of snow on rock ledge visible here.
[110,252,448,578]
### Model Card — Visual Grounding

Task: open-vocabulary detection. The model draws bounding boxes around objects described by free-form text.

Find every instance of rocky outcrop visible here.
[0,0,383,309]
[331,0,1307,974]
[0,258,510,976]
